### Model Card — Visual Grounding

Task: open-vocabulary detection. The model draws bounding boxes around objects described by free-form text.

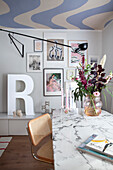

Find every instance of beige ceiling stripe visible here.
[83,11,113,30]
[14,0,64,29]
[0,0,10,15]
[52,0,110,29]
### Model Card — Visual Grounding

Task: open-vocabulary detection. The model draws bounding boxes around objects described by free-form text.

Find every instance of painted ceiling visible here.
[0,0,113,30]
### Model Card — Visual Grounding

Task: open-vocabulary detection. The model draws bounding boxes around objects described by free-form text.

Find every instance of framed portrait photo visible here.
[43,68,64,96]
[34,40,43,52]
[68,40,88,68]
[90,55,99,65]
[44,33,67,68]
[27,53,42,72]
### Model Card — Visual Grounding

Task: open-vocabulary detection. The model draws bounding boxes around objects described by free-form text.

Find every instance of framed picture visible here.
[27,52,42,72]
[44,33,67,68]
[90,55,99,65]
[43,68,64,96]
[68,40,88,68]
[34,40,43,52]
[66,69,75,81]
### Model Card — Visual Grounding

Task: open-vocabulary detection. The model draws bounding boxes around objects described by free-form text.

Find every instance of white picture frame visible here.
[68,40,88,68]
[34,40,43,52]
[44,33,67,68]
[27,52,42,72]
[90,55,99,65]
[66,69,75,81]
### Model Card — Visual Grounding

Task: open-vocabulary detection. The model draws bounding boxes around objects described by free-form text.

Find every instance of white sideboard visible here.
[0,113,42,135]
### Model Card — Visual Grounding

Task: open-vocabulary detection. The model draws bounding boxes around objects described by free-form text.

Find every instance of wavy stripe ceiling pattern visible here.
[0,0,113,30]
[14,0,64,29]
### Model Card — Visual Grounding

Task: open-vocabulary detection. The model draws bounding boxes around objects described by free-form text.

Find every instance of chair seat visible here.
[37,136,54,164]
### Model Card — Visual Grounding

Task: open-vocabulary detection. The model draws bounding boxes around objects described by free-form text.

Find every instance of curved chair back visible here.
[28,114,52,146]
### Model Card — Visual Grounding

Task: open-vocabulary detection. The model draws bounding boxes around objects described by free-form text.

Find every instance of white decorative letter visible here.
[8,74,34,115]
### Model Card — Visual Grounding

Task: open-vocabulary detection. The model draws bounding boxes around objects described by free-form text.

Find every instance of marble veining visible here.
[52,109,113,170]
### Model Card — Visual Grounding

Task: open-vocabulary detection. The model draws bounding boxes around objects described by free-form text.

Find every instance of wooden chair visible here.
[27,113,54,165]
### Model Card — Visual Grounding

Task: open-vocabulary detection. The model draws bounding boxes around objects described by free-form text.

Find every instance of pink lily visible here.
[93,91,100,97]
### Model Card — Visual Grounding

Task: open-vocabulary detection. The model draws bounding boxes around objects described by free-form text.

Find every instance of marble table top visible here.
[52,109,113,170]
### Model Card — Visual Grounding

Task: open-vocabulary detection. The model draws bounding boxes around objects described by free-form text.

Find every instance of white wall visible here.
[0,29,102,114]
[102,21,113,113]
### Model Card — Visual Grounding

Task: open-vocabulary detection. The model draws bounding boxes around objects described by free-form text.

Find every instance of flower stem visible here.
[90,95,97,114]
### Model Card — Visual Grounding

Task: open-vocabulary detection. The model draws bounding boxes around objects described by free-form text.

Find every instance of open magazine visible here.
[77,134,113,163]
[85,134,113,157]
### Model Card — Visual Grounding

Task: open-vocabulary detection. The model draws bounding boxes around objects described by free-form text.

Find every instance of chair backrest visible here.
[28,113,52,146]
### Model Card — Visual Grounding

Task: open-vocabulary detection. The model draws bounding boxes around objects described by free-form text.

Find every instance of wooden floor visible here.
[0,136,54,170]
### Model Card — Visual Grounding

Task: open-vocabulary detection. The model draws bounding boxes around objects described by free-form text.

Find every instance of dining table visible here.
[52,108,113,170]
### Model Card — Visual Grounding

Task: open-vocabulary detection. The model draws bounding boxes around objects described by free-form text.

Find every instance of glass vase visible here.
[84,94,102,116]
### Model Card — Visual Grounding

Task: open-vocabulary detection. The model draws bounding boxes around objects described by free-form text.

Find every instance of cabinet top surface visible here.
[0,113,43,119]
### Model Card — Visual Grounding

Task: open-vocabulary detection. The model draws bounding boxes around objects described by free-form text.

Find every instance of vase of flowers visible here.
[84,92,102,116]
[72,54,113,116]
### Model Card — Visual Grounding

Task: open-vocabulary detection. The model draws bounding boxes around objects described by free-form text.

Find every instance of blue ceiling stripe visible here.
[104,19,113,28]
[31,0,88,29]
[0,0,40,28]
[67,0,113,30]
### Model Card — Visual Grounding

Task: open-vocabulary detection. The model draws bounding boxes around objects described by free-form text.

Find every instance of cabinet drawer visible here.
[9,120,29,135]
[0,120,8,135]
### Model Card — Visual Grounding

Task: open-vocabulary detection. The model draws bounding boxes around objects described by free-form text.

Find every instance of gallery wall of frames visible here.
[0,29,102,113]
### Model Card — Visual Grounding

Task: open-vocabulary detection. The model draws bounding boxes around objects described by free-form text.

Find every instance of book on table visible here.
[77,134,113,163]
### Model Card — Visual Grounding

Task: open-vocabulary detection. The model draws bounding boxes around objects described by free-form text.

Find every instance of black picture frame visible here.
[43,68,64,96]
